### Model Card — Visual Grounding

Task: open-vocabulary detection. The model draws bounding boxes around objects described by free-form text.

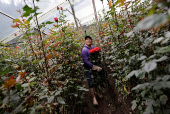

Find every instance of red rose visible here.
[57,6,59,10]
[14,33,17,36]
[53,24,56,27]
[16,23,19,27]
[89,47,101,54]
[60,7,63,10]
[54,17,58,22]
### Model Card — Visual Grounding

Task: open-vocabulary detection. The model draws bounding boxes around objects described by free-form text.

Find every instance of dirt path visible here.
[82,77,135,114]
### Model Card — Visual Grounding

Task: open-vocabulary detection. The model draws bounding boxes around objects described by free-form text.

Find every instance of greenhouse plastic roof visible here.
[0,0,110,43]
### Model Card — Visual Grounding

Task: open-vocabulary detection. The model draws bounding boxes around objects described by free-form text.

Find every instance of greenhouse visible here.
[0,0,170,114]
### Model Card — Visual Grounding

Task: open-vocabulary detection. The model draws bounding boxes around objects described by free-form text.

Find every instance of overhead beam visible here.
[1,1,67,43]
[0,11,15,20]
[92,0,101,41]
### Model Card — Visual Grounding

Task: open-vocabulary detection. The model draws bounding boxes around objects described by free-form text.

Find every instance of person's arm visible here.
[82,50,93,68]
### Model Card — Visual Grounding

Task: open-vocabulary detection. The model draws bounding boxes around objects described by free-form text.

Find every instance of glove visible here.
[92,65,102,72]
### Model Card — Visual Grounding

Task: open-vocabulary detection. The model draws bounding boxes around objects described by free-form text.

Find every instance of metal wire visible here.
[0,11,14,20]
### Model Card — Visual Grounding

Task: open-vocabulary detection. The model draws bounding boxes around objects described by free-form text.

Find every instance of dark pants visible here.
[85,71,93,88]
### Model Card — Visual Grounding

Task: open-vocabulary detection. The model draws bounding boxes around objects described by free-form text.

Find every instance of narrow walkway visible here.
[82,77,135,114]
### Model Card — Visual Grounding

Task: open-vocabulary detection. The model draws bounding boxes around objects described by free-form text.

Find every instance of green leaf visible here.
[4,68,11,74]
[16,84,24,90]
[145,105,154,114]
[134,14,170,31]
[46,21,54,24]
[156,46,170,53]
[22,5,37,17]
[132,100,137,110]
[132,83,150,91]
[29,77,36,82]
[10,89,17,95]
[39,95,47,100]
[32,59,39,64]
[30,108,35,114]
[154,56,168,62]
[160,95,167,105]
[112,73,117,77]
[144,62,157,72]
[138,56,146,61]
[125,70,137,79]
[53,32,57,36]
[55,91,61,96]
[153,81,170,90]
[34,12,42,16]
[144,37,153,44]
[138,105,142,111]
[11,93,20,101]
[126,31,133,37]
[162,75,170,81]
[23,5,32,12]
[161,38,170,44]
[3,96,9,104]
[130,45,135,50]
[23,12,31,17]
[141,90,147,97]
[29,82,36,86]
[28,16,33,21]
[138,72,145,79]
[149,54,156,59]
[21,83,29,87]
[48,96,54,103]
[13,19,21,23]
[35,105,42,110]
[153,37,164,44]
[78,86,89,91]
[57,97,65,104]
[43,40,47,44]
[148,5,156,16]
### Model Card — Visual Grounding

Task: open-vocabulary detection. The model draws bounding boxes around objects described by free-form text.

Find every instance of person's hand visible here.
[92,65,102,72]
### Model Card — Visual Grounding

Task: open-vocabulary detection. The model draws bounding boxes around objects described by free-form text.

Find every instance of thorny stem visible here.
[17,27,43,72]
[126,5,133,30]
[28,37,44,72]
[32,0,49,77]
[111,0,120,41]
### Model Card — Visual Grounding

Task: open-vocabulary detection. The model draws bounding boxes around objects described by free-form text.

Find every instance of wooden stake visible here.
[92,0,101,42]
[68,0,79,30]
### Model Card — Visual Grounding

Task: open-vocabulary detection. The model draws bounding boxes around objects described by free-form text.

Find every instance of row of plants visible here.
[92,0,170,113]
[1,0,170,113]
[0,0,89,113]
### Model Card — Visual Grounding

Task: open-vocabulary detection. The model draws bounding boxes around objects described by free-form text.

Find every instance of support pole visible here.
[92,0,101,42]
[66,8,81,27]
[68,0,79,30]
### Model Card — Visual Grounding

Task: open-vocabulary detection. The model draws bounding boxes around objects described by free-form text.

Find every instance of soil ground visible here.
[81,76,135,114]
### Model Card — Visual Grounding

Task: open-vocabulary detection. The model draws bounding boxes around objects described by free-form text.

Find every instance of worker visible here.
[81,36,102,106]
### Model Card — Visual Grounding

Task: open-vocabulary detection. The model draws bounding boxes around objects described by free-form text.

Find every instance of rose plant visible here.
[0,1,88,114]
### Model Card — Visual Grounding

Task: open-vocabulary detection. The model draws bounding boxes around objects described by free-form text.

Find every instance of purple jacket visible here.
[82,45,95,70]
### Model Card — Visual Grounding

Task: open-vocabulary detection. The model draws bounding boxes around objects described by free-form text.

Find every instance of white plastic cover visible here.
[0,0,109,43]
